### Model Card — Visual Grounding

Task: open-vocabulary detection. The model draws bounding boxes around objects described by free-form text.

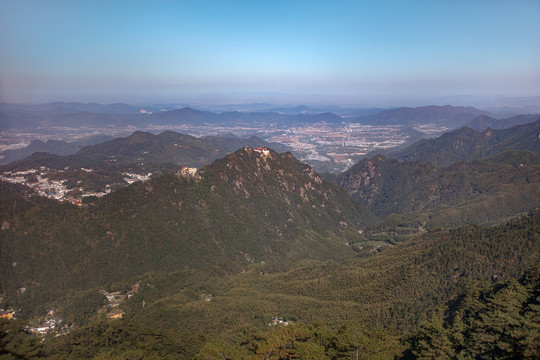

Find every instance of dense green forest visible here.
[0,148,374,316]
[1,141,539,358]
[1,212,538,359]
[336,151,540,228]
[407,262,539,359]
[386,119,540,167]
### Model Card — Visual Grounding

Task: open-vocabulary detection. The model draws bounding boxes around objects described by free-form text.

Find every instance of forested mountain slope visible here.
[386,119,540,168]
[2,212,537,359]
[335,151,540,227]
[0,132,293,198]
[0,148,374,315]
[1,124,539,359]
[408,262,540,359]
[74,131,227,167]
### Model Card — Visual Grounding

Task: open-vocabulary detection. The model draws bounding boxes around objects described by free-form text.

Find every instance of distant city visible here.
[1,102,537,203]
[0,121,424,173]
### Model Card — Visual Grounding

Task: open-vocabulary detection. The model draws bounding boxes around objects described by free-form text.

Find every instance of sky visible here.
[1,0,539,106]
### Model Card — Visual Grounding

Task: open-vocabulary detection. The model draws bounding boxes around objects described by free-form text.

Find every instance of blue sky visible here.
[1,0,539,105]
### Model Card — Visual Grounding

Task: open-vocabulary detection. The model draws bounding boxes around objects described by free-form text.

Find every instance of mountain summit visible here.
[0,148,375,296]
[199,147,375,228]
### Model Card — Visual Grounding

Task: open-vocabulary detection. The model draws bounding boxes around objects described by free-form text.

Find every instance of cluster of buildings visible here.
[1,306,71,336]
[122,172,152,184]
[176,166,198,178]
[0,167,153,204]
[100,288,137,320]
[106,309,125,319]
[269,316,290,327]
[0,168,75,200]
[253,147,271,155]
[24,309,72,336]
[0,308,15,320]
[30,317,67,335]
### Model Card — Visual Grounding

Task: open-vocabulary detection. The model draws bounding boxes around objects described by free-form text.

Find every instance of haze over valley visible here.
[1,102,537,175]
[1,1,539,359]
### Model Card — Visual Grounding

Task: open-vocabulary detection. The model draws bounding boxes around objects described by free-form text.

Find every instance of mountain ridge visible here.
[466,113,540,130]
[3,103,497,130]
[335,150,540,227]
[0,148,374,306]
[385,118,540,167]
[355,105,489,127]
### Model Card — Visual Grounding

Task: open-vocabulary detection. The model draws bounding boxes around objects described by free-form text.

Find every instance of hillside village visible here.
[0,286,139,339]
[0,166,153,204]
[0,147,275,204]
[1,305,71,337]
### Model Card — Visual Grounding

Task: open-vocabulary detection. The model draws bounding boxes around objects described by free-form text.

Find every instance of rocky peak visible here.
[198,147,327,202]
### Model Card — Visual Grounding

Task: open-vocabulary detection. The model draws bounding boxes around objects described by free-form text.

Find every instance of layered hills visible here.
[1,114,539,359]
[0,135,114,165]
[0,102,140,115]
[75,131,227,168]
[200,134,289,153]
[328,119,540,242]
[1,103,510,130]
[2,104,340,129]
[355,105,489,127]
[0,148,374,311]
[3,131,287,171]
[466,113,540,130]
[125,213,539,336]
[335,152,540,228]
[2,211,537,359]
[0,131,290,198]
[386,118,540,168]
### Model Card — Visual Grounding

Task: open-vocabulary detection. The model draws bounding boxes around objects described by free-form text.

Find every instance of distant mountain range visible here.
[0,101,140,114]
[1,131,287,170]
[354,105,489,127]
[0,135,114,165]
[256,105,386,117]
[465,114,540,130]
[140,107,348,126]
[0,103,348,129]
[4,102,539,130]
[201,134,289,153]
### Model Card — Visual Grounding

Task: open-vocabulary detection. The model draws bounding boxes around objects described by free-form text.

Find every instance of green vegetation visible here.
[0,148,374,317]
[387,119,540,167]
[117,213,539,338]
[1,214,538,358]
[1,142,539,358]
[0,318,203,360]
[0,131,292,196]
[336,151,540,229]
[408,263,540,359]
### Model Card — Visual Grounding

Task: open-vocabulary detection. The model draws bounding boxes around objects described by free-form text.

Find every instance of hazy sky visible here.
[1,0,539,105]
